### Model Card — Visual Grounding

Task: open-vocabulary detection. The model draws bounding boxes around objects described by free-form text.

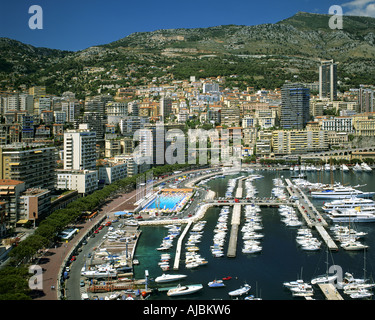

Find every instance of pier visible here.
[227,204,241,258]
[173,221,192,270]
[318,283,344,300]
[285,179,338,251]
[227,178,243,258]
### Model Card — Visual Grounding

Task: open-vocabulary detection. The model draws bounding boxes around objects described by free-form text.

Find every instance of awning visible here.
[114,211,132,216]
[16,219,29,224]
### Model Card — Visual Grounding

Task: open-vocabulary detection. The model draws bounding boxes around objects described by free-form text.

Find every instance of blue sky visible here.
[0,0,374,51]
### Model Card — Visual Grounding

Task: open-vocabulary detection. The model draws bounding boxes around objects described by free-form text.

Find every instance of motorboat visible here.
[154,274,187,283]
[222,276,232,281]
[341,241,369,251]
[208,280,225,288]
[349,288,373,299]
[166,284,203,297]
[242,245,262,254]
[228,283,251,297]
[283,279,308,289]
[289,283,313,293]
[338,272,366,288]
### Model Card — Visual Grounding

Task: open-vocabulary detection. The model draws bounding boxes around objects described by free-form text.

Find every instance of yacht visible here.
[341,164,350,172]
[322,198,375,212]
[81,269,117,279]
[353,163,362,172]
[228,283,251,297]
[283,279,308,289]
[154,274,187,283]
[361,162,373,172]
[341,241,369,251]
[328,208,375,223]
[311,186,375,199]
[349,288,373,299]
[166,284,203,297]
[289,283,313,293]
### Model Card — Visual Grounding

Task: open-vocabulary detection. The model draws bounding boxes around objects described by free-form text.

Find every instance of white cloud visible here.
[342,0,375,16]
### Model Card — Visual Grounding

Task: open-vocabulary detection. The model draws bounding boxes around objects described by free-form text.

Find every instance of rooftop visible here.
[0,179,25,185]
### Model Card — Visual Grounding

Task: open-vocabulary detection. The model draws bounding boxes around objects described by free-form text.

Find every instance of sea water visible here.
[134,170,375,300]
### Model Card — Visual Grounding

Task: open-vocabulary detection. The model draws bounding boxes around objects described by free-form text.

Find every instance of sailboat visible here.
[311,248,337,285]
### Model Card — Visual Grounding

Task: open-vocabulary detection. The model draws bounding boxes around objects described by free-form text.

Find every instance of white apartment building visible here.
[98,162,127,184]
[64,129,96,170]
[321,117,353,132]
[56,170,98,195]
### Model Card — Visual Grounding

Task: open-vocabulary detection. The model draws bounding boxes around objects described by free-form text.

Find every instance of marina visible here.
[74,167,375,300]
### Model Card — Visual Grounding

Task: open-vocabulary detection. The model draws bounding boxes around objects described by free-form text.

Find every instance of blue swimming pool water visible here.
[143,194,186,211]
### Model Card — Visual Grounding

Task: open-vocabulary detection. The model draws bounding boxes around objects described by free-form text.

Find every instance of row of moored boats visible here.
[211,206,229,257]
[184,221,208,269]
[290,162,372,173]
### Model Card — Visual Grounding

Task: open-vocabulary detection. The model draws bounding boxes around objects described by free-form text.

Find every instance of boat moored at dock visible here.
[166,284,203,297]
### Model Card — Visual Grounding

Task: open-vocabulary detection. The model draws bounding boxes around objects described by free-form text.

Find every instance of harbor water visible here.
[134,169,375,300]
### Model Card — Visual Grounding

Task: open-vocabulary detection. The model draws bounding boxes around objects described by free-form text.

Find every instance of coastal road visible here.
[65,226,109,300]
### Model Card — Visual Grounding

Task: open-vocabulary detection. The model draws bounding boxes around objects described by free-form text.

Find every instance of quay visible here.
[318,283,344,300]
[173,221,192,270]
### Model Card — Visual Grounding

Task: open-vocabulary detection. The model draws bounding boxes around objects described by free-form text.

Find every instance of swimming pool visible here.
[142,194,188,212]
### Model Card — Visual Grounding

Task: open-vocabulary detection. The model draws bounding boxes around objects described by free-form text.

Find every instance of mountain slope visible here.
[1,12,374,95]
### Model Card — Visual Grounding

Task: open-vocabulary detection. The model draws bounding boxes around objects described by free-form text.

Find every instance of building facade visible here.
[280,83,310,130]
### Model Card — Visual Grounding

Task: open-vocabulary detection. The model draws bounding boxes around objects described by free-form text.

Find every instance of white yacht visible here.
[361,162,373,172]
[322,198,375,212]
[167,284,203,297]
[311,186,375,199]
[341,241,369,251]
[283,279,307,289]
[228,283,251,297]
[353,163,362,172]
[155,274,187,283]
[349,288,373,299]
[328,208,375,223]
[81,269,117,279]
[341,164,350,172]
